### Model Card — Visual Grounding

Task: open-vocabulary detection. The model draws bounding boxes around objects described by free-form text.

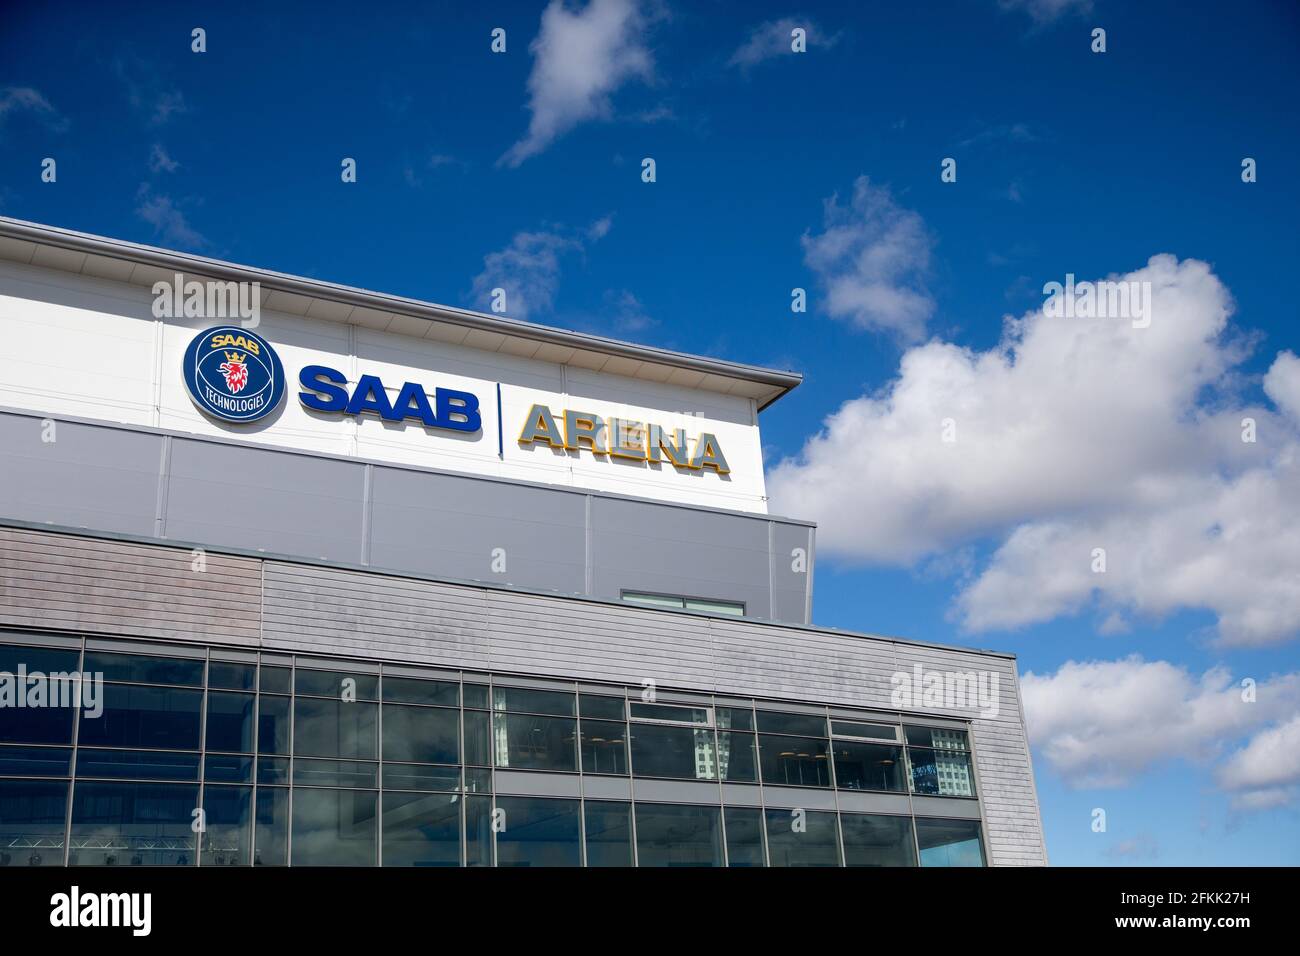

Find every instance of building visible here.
[0,216,1047,867]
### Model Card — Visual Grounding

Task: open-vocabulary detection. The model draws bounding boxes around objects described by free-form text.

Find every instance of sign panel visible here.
[181,326,286,423]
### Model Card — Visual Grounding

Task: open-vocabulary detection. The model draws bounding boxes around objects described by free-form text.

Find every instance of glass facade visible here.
[0,633,986,866]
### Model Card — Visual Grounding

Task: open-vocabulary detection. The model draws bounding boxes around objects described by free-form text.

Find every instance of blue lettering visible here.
[436,388,481,432]
[345,374,396,419]
[393,381,439,428]
[298,365,349,413]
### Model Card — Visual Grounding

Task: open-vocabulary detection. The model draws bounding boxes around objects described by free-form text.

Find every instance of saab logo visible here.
[182,326,286,423]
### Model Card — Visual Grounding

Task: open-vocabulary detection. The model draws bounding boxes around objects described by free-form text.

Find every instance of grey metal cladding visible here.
[770,521,813,625]
[590,496,771,614]
[164,437,367,561]
[0,409,812,623]
[0,414,160,536]
[368,466,585,594]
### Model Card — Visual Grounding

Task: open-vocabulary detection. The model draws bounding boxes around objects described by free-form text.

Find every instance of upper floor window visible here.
[621,591,745,617]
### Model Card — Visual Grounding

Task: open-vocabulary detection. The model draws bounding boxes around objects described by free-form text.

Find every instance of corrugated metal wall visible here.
[0,525,1047,865]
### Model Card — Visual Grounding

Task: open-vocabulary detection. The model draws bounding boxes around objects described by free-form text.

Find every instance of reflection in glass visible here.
[292,758,379,789]
[75,748,200,781]
[253,787,288,866]
[382,791,461,866]
[69,781,198,866]
[716,732,758,782]
[917,818,985,867]
[382,763,461,792]
[292,698,377,760]
[290,788,377,866]
[463,710,491,766]
[465,795,493,866]
[833,742,905,792]
[492,686,575,716]
[382,704,458,764]
[208,661,257,691]
[294,667,378,700]
[583,800,632,866]
[256,695,291,755]
[494,796,581,867]
[201,785,251,866]
[841,814,916,866]
[755,710,826,736]
[723,806,765,867]
[757,735,831,787]
[206,691,255,753]
[764,808,840,866]
[0,779,67,866]
[83,651,203,686]
[634,803,722,867]
[78,685,203,750]
[381,676,458,707]
[907,748,975,797]
[629,723,716,780]
[493,714,576,772]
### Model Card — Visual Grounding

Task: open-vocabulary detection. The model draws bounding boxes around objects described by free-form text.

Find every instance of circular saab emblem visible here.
[182,326,285,423]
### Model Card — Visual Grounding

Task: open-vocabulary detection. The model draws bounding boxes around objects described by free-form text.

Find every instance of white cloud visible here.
[728,18,840,70]
[134,186,205,250]
[501,0,654,167]
[1215,714,1300,810]
[114,56,188,127]
[768,254,1300,646]
[148,143,179,173]
[1021,655,1300,802]
[800,176,935,340]
[0,86,68,134]
[998,0,1093,24]
[470,218,610,320]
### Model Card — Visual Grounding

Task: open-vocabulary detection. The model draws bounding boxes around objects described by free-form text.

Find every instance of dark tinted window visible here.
[764,808,840,867]
[635,803,723,867]
[383,792,460,866]
[841,814,916,867]
[833,742,906,791]
[494,714,576,772]
[579,694,625,719]
[492,686,575,716]
[584,801,632,867]
[724,806,766,867]
[290,788,377,866]
[206,692,255,753]
[294,667,378,701]
[381,704,458,765]
[757,735,831,788]
[78,685,203,751]
[84,651,203,687]
[579,720,628,775]
[756,710,826,736]
[494,796,581,867]
[629,723,715,780]
[382,676,458,707]
[292,698,377,760]
[69,781,198,867]
[208,661,257,691]
[0,778,68,865]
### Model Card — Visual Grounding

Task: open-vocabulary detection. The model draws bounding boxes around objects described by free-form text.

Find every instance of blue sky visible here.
[2,0,1298,865]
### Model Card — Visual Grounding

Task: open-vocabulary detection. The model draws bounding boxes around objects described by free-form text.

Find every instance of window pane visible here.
[764,808,840,867]
[717,732,758,782]
[831,720,897,741]
[0,690,75,744]
[257,695,291,755]
[583,801,632,867]
[253,787,288,866]
[621,592,683,610]
[494,796,581,867]
[833,742,906,792]
[841,814,916,867]
[258,666,291,696]
[75,748,200,781]
[579,694,625,720]
[0,645,83,745]
[83,651,204,687]
[383,792,461,867]
[295,667,378,701]
[492,686,575,716]
[579,719,628,775]
[201,785,251,866]
[256,757,290,785]
[916,818,985,867]
[291,789,377,866]
[381,676,459,707]
[629,723,716,780]
[463,710,491,766]
[292,698,377,759]
[206,692,255,753]
[907,748,975,797]
[382,704,459,765]
[0,778,67,866]
[724,806,765,867]
[464,767,491,794]
[715,706,754,731]
[905,726,970,750]
[493,714,576,772]
[683,598,744,616]
[755,710,826,736]
[0,745,71,777]
[292,758,378,789]
[757,735,831,788]
[79,685,203,751]
[462,683,489,710]
[634,803,723,867]
[382,763,461,792]
[69,781,198,866]
[465,795,493,867]
[204,754,253,784]
[208,661,257,691]
[629,702,708,724]
[0,643,80,675]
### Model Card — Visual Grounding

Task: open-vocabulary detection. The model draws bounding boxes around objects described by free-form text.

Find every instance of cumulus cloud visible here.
[1022,656,1300,804]
[728,18,841,70]
[470,218,611,320]
[501,0,655,167]
[801,177,935,340]
[768,254,1300,646]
